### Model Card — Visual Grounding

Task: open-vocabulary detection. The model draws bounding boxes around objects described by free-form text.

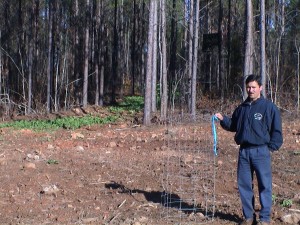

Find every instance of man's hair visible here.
[245,74,262,86]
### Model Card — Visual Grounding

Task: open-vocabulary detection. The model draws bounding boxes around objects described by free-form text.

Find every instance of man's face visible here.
[246,81,262,101]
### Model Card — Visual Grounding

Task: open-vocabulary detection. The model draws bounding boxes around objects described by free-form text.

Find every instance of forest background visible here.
[0,0,299,124]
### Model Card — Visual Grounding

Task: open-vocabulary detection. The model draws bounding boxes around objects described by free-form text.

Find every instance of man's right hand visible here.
[215,113,223,121]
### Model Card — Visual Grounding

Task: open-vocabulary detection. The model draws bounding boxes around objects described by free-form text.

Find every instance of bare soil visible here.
[0,107,299,225]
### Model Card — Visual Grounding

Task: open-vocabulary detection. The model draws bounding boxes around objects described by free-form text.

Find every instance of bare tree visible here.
[218,0,224,101]
[187,0,194,112]
[295,38,300,111]
[160,0,167,120]
[260,0,266,97]
[99,20,105,107]
[191,0,200,118]
[144,0,156,125]
[131,0,137,95]
[274,0,285,104]
[94,0,100,106]
[111,0,118,105]
[243,0,254,98]
[151,0,158,113]
[82,0,90,107]
[46,0,54,112]
[74,0,81,105]
[27,1,35,114]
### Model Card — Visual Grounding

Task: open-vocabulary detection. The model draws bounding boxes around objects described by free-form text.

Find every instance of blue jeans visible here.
[238,145,272,222]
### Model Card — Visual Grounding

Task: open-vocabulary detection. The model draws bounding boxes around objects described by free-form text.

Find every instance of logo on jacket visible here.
[254,113,263,120]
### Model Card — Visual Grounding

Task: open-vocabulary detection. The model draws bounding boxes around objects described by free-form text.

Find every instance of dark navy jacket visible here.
[220,96,283,151]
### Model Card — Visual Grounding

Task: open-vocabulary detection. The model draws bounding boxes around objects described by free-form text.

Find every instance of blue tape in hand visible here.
[211,115,219,156]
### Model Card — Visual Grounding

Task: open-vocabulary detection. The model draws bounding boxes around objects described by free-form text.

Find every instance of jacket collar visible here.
[243,95,264,105]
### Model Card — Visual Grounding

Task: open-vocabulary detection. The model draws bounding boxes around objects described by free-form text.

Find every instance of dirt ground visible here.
[0,108,299,225]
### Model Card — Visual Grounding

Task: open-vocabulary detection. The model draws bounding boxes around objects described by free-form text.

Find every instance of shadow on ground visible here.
[105,181,241,224]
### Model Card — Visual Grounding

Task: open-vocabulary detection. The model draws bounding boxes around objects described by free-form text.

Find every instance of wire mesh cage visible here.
[161,113,216,224]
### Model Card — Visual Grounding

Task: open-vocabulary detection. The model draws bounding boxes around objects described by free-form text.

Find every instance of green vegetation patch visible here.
[109,96,144,114]
[0,96,143,131]
[47,159,59,165]
[0,115,118,131]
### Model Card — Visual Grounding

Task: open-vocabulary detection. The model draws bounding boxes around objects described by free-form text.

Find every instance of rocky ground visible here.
[0,107,299,225]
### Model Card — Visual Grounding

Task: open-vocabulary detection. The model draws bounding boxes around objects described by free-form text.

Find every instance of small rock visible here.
[76,146,85,151]
[109,142,117,147]
[160,146,168,151]
[281,213,300,224]
[71,132,84,139]
[47,144,55,150]
[196,212,205,218]
[0,158,7,166]
[42,184,60,195]
[81,217,98,223]
[294,193,300,199]
[145,187,152,192]
[138,216,148,223]
[130,146,136,151]
[27,154,33,159]
[24,162,36,169]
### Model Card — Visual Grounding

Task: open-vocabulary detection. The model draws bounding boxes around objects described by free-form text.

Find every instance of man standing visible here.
[215,75,283,225]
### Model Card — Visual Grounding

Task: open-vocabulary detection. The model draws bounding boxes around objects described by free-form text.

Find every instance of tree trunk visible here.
[260,0,266,97]
[46,0,54,112]
[188,0,194,111]
[0,30,2,97]
[94,0,100,106]
[28,28,33,114]
[295,39,300,111]
[274,0,285,105]
[243,0,254,98]
[160,0,167,120]
[82,0,90,107]
[131,0,137,95]
[151,0,158,113]
[218,0,224,101]
[144,0,155,126]
[74,0,81,105]
[227,0,231,94]
[99,23,105,107]
[111,0,118,104]
[191,0,200,119]
[169,0,177,94]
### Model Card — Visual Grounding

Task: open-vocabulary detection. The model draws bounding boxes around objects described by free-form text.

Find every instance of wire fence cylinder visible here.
[161,114,216,224]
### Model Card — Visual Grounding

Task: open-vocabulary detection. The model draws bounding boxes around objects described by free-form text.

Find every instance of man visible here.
[215,75,283,225]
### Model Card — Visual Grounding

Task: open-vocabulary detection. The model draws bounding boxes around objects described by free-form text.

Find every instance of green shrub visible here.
[281,199,293,208]
[119,96,144,112]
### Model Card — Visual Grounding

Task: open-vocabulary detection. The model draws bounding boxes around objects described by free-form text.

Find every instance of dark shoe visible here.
[239,219,254,225]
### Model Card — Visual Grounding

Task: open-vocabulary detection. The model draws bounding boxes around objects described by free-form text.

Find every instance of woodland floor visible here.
[0,105,299,225]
